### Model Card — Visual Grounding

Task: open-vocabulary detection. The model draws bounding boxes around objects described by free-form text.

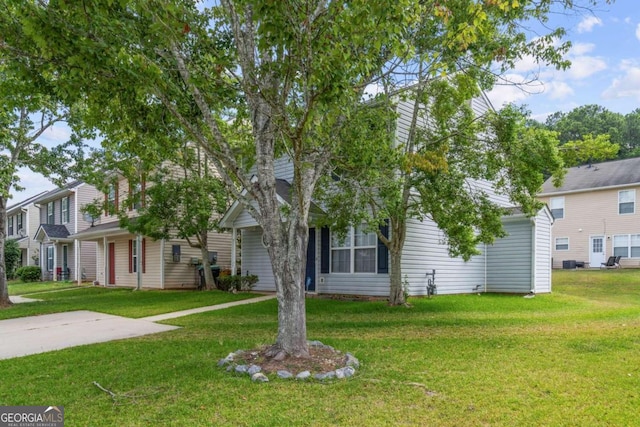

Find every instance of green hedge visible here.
[217,274,258,292]
[15,266,42,283]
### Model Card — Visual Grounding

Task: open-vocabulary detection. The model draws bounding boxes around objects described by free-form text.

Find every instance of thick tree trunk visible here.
[387,215,408,306]
[198,231,215,290]
[0,196,12,308]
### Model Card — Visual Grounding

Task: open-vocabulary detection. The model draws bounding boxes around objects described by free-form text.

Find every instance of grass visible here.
[8,279,85,295]
[1,284,257,319]
[1,269,639,426]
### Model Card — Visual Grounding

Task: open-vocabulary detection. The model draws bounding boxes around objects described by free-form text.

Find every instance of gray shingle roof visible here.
[38,224,70,239]
[540,157,640,195]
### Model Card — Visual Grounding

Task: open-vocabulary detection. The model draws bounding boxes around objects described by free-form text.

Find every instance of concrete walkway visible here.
[0,293,276,361]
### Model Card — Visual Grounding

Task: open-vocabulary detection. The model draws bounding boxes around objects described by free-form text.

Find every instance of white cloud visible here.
[486,73,544,108]
[10,168,56,204]
[577,16,603,33]
[636,23,640,41]
[602,66,640,100]
[545,81,574,100]
[565,55,608,80]
[569,42,595,56]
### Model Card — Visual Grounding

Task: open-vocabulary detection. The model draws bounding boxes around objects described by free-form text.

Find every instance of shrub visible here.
[4,239,21,279]
[217,274,258,292]
[15,266,42,283]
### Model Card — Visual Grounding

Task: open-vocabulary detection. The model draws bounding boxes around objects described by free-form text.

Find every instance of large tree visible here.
[0,57,81,307]
[1,0,612,353]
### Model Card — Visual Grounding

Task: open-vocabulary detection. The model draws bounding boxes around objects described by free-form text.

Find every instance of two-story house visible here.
[539,157,640,269]
[71,172,233,289]
[220,92,555,296]
[33,181,100,281]
[6,191,48,268]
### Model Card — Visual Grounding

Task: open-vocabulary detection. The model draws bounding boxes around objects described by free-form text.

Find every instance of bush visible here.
[5,239,21,279]
[217,274,258,292]
[15,266,42,283]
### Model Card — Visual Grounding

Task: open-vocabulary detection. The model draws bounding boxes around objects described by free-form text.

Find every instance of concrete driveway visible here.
[1,294,276,361]
[0,311,179,360]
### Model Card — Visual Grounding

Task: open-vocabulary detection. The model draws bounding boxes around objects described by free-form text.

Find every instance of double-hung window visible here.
[613,234,640,258]
[555,237,569,251]
[16,213,23,234]
[47,202,55,224]
[61,196,70,224]
[331,225,377,273]
[550,197,564,219]
[105,183,118,215]
[7,216,13,236]
[47,246,54,271]
[618,190,635,215]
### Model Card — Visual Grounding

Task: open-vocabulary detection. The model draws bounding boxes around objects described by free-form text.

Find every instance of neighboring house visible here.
[220,94,555,296]
[6,191,48,268]
[539,157,640,269]
[33,181,100,281]
[71,172,233,289]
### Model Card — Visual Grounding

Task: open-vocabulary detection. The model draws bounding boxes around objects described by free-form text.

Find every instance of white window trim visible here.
[613,233,640,258]
[46,246,54,271]
[618,190,635,215]
[330,226,377,274]
[555,237,569,251]
[61,196,70,224]
[47,202,55,224]
[550,196,565,220]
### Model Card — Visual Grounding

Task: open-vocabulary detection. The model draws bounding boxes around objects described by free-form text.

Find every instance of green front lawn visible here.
[0,269,639,426]
[8,279,85,296]
[1,285,257,319]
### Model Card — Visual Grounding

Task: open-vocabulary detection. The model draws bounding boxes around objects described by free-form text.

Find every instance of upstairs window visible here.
[129,180,144,211]
[61,196,70,224]
[105,182,119,215]
[7,215,13,236]
[550,197,564,219]
[47,202,55,224]
[16,213,23,234]
[619,190,635,215]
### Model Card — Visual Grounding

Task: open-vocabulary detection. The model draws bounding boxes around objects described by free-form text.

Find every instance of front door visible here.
[305,228,316,292]
[108,242,116,285]
[590,236,605,267]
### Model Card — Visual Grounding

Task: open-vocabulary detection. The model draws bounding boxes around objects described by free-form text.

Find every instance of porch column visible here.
[52,243,58,282]
[231,228,237,276]
[76,240,82,286]
[103,236,108,286]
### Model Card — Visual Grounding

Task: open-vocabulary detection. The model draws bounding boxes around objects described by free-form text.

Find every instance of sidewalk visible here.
[0,293,277,361]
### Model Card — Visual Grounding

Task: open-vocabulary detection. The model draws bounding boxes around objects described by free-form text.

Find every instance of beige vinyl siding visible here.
[540,185,640,268]
[78,241,97,281]
[75,184,101,232]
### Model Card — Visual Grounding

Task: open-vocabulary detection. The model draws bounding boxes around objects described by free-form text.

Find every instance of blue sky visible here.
[10,0,639,203]
[488,0,640,121]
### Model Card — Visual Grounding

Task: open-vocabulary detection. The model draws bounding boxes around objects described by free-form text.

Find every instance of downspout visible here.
[160,238,165,289]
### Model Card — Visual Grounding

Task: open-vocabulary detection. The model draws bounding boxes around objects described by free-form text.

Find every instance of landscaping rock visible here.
[251,372,269,383]
[277,370,294,379]
[247,364,262,375]
[315,371,336,381]
[296,371,311,380]
[345,353,360,368]
[335,366,355,379]
[235,364,248,374]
